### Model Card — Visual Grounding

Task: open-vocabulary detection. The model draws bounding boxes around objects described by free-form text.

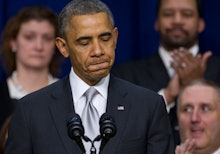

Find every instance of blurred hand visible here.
[175,139,196,154]
[164,74,180,105]
[170,47,212,85]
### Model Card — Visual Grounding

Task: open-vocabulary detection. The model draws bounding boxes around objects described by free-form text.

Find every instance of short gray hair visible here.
[177,79,220,107]
[58,0,115,38]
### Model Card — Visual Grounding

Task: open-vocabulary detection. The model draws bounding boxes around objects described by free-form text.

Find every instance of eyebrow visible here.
[75,36,91,43]
[99,32,112,37]
[75,32,112,43]
[162,8,194,12]
[180,103,192,108]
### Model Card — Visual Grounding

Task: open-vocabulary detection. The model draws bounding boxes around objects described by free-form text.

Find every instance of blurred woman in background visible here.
[0,6,62,153]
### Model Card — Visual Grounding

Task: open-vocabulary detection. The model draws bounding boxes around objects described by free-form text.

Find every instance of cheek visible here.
[178,116,191,140]
[16,50,29,60]
[69,51,86,67]
[16,42,31,53]
[204,116,220,133]
[178,115,191,130]
[110,52,115,65]
[44,40,55,50]
[186,21,199,32]
[104,43,116,55]
[158,19,170,29]
[45,45,55,57]
[45,51,55,63]
[105,46,115,56]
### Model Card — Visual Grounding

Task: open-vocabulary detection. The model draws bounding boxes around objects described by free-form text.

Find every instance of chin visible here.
[96,71,108,78]
[93,71,109,79]
[194,139,207,149]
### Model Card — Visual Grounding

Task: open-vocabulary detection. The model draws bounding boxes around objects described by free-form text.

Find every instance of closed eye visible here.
[76,37,91,46]
[99,32,112,42]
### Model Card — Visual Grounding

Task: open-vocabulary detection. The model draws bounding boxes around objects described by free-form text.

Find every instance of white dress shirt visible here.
[158,44,199,112]
[213,148,220,154]
[69,67,109,154]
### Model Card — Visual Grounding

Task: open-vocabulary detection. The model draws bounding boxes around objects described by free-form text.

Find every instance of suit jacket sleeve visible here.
[4,98,32,154]
[147,96,175,154]
[107,77,175,154]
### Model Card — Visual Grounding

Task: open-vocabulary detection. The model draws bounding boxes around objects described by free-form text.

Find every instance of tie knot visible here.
[85,87,97,103]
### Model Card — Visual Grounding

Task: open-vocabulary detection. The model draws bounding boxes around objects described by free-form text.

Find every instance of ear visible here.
[10,39,17,52]
[154,20,159,32]
[198,18,205,33]
[113,27,118,48]
[55,37,69,58]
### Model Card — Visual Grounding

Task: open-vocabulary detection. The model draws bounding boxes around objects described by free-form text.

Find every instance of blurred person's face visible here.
[11,20,56,71]
[178,84,220,154]
[155,0,204,51]
[56,12,118,86]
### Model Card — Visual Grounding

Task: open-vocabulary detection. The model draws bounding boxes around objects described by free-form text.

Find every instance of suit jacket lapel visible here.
[146,53,170,88]
[48,77,82,154]
[48,75,132,153]
[102,75,131,153]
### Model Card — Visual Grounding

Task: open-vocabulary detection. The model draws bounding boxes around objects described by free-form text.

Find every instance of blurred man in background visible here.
[112,0,220,145]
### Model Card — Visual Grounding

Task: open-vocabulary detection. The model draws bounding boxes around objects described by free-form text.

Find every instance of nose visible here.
[92,40,104,56]
[191,109,201,123]
[173,13,183,24]
[35,38,44,51]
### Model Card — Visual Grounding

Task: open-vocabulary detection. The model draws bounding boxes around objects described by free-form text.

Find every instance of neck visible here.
[11,68,51,93]
[161,41,198,52]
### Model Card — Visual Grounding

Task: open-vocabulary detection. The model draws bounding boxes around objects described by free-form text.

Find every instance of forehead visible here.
[68,12,112,33]
[160,0,197,11]
[20,20,55,34]
[180,85,219,106]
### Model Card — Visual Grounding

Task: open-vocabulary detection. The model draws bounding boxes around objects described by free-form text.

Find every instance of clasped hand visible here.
[170,47,212,85]
[164,47,212,104]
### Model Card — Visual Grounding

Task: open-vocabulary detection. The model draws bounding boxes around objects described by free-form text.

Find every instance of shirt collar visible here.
[69,67,109,103]
[158,44,199,77]
[159,44,199,59]
[213,147,220,154]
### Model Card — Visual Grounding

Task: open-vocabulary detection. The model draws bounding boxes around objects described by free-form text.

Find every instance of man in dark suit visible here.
[112,0,220,146]
[5,0,174,154]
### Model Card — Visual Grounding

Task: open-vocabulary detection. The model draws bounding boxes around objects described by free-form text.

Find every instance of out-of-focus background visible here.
[1,0,220,78]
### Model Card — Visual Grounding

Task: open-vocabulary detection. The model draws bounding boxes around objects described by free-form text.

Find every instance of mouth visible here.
[88,60,111,72]
[190,127,204,138]
[31,54,45,59]
[171,30,184,36]
[168,28,187,37]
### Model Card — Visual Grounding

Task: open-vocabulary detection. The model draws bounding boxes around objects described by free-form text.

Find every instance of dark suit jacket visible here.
[0,80,16,129]
[5,75,174,154]
[111,52,220,145]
